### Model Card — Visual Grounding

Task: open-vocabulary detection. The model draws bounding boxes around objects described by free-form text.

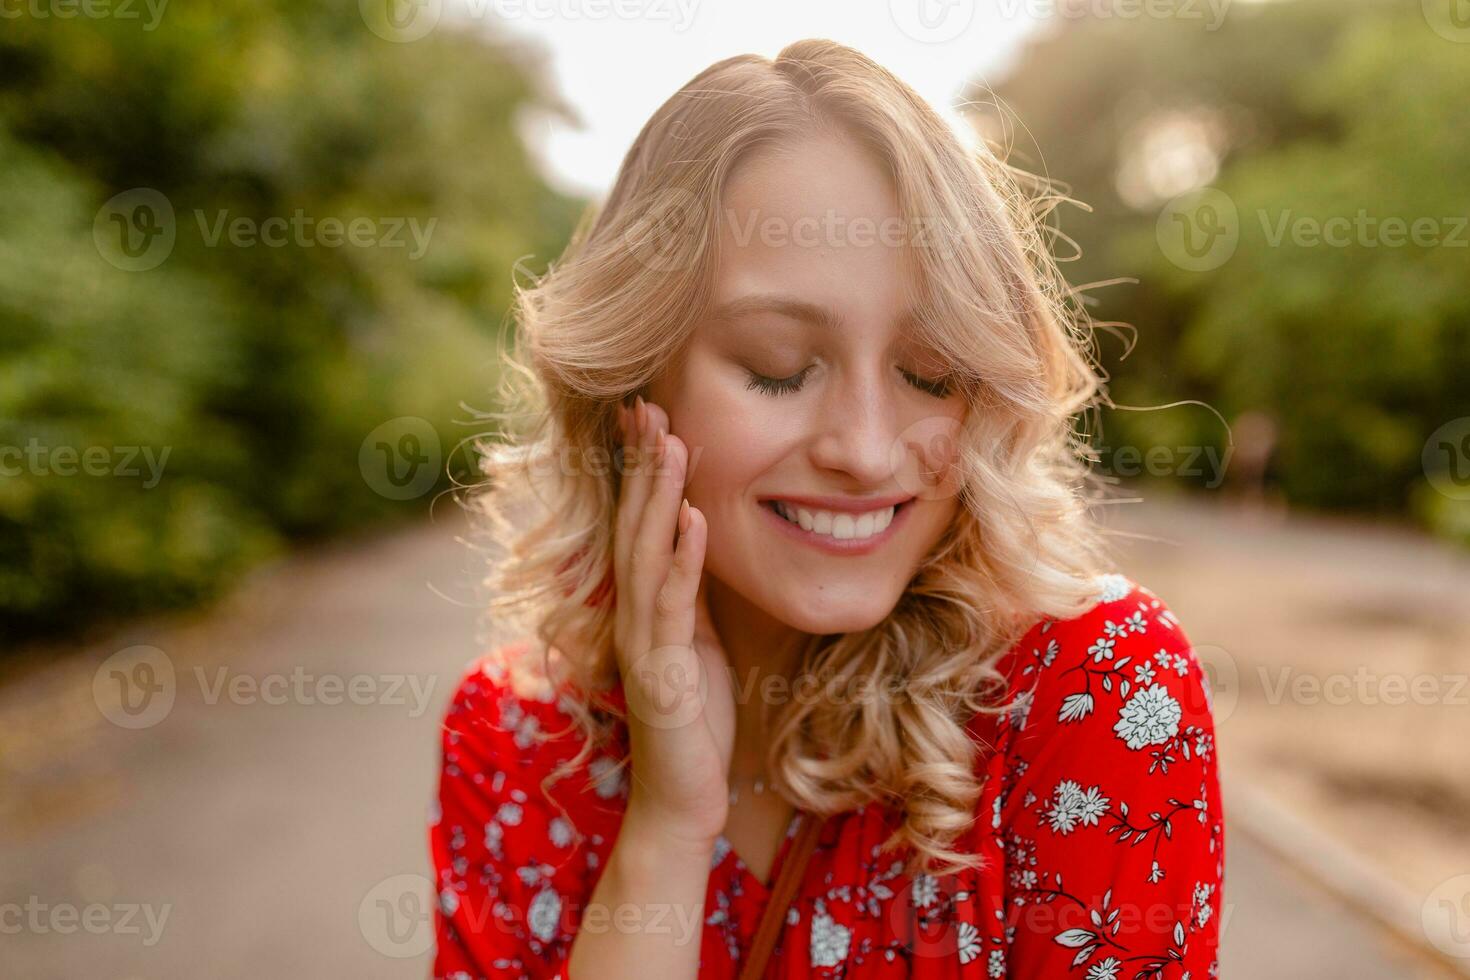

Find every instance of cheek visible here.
[673,374,794,506]
[897,411,967,503]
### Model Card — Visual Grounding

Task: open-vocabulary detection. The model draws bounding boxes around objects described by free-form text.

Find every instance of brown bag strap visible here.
[738,811,825,980]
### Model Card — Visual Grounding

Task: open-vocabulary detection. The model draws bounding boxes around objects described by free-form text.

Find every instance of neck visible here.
[704,576,811,766]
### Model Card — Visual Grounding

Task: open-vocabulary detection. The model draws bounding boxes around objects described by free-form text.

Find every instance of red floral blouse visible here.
[429,574,1225,979]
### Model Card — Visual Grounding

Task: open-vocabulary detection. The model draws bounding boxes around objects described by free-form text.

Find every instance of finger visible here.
[626,399,678,549]
[692,567,719,651]
[627,428,687,610]
[651,498,705,651]
[613,396,657,586]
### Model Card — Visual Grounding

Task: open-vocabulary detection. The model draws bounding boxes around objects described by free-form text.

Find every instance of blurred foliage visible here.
[977,0,1470,538]
[0,1,583,637]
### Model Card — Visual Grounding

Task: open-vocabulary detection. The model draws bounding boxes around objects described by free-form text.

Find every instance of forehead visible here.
[710,133,915,335]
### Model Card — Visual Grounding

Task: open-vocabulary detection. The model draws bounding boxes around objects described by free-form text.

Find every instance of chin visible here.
[762,586,900,635]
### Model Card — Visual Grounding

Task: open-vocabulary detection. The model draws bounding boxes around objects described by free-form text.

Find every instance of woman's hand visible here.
[611,395,736,850]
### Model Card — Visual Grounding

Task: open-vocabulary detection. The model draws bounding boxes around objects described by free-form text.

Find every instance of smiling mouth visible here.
[760,499,910,543]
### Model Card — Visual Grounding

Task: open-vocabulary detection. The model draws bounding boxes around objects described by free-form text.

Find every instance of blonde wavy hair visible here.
[470,38,1116,878]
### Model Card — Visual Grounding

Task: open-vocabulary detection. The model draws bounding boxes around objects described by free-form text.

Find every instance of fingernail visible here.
[678,497,691,534]
[635,395,647,434]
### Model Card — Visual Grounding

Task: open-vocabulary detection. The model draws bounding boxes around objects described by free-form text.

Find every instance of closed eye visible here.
[745,366,813,396]
[901,368,954,398]
[746,365,955,398]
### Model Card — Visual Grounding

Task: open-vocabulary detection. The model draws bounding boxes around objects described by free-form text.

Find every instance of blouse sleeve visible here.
[996,578,1225,979]
[430,655,585,980]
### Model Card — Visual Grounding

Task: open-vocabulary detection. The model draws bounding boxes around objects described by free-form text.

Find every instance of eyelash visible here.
[744,366,953,398]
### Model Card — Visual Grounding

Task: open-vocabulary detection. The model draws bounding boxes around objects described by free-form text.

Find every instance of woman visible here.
[431,39,1223,979]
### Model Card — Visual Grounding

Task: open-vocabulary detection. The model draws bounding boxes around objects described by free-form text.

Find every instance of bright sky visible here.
[472,0,1048,197]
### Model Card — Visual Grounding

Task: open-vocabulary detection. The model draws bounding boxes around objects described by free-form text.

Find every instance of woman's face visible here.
[646,132,966,636]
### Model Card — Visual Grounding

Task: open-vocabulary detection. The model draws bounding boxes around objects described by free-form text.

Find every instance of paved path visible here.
[0,503,1458,977]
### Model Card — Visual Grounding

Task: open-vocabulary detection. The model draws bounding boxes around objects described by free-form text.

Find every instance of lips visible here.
[768,500,897,539]
[757,495,914,555]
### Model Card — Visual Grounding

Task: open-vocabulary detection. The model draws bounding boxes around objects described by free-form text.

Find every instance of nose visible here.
[806,370,901,488]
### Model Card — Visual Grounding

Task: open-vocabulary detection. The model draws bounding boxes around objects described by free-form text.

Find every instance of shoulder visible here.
[439,640,629,805]
[995,573,1215,752]
[985,575,1226,973]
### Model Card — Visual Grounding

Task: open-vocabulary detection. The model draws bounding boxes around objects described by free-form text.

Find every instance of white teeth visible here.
[771,502,897,541]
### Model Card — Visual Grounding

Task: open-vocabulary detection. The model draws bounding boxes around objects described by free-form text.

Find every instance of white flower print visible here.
[1076,785,1110,826]
[1174,653,1191,677]
[1059,691,1094,723]
[511,713,542,749]
[588,756,624,799]
[911,873,939,908]
[1093,573,1131,603]
[809,902,851,968]
[429,588,1225,980]
[1043,779,1110,834]
[528,886,562,942]
[1007,689,1034,731]
[955,919,981,965]
[1193,881,1215,928]
[1114,683,1182,750]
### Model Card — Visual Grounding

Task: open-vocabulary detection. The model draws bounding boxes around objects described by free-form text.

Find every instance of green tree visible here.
[0,1,584,636]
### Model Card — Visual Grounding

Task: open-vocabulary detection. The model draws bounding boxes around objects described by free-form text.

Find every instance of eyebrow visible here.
[707,293,918,334]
